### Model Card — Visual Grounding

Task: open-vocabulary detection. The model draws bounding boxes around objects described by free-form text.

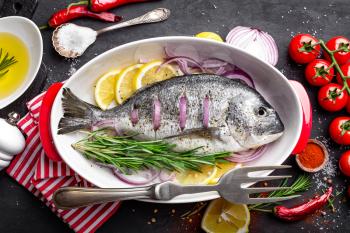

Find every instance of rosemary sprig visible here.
[72,130,231,174]
[248,174,311,212]
[0,48,17,78]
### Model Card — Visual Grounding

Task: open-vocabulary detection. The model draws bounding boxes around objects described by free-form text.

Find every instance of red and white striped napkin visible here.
[6,92,121,233]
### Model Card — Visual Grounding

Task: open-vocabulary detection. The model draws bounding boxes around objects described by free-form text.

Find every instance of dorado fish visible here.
[58,74,284,152]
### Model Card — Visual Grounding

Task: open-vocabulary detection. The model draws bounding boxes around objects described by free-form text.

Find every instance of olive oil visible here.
[0,32,29,99]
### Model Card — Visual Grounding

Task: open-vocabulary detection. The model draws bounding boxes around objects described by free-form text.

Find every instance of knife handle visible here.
[53,186,154,209]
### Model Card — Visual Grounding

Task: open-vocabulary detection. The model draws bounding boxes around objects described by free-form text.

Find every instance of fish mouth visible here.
[269,120,285,135]
[243,132,284,149]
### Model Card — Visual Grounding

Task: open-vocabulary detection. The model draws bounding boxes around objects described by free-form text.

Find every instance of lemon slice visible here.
[208,162,242,184]
[95,69,120,110]
[196,32,224,42]
[175,165,217,185]
[134,60,177,90]
[115,64,143,104]
[202,199,250,233]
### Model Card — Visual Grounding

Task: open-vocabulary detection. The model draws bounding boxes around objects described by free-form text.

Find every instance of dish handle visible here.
[288,80,312,154]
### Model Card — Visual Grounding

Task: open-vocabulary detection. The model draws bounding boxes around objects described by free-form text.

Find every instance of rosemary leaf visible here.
[248,174,311,211]
[73,130,231,174]
[0,48,17,78]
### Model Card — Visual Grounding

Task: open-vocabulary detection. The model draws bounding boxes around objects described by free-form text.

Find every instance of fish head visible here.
[226,92,284,150]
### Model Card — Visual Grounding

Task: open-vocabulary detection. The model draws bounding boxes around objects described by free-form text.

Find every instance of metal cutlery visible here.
[53,165,298,209]
[52,8,171,58]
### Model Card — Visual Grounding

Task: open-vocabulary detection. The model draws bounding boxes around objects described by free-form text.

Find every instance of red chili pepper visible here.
[48,5,122,28]
[71,0,156,13]
[274,186,332,221]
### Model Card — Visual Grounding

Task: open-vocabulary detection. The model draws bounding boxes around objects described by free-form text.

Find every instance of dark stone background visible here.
[0,0,350,232]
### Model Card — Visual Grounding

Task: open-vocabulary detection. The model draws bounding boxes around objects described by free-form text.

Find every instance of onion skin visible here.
[226,146,266,163]
[153,99,161,131]
[222,69,255,88]
[113,169,160,185]
[159,171,176,182]
[130,108,139,126]
[226,26,279,66]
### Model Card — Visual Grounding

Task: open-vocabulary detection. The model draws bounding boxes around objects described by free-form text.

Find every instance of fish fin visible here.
[58,88,102,134]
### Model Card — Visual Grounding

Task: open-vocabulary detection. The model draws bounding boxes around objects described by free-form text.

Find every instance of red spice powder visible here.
[298,143,325,169]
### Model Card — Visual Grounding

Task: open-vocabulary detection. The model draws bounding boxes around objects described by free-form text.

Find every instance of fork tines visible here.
[239,165,298,204]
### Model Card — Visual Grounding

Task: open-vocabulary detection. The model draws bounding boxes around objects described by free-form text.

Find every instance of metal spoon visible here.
[52,8,171,58]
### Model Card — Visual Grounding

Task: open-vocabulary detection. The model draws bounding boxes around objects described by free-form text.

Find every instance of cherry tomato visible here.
[329,117,350,145]
[324,36,350,65]
[336,63,350,86]
[339,151,350,176]
[289,34,320,64]
[318,83,348,111]
[305,59,334,86]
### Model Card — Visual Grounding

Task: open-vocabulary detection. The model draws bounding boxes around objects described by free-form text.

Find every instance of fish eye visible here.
[257,107,267,116]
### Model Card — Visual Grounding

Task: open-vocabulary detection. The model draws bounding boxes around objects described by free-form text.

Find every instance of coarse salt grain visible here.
[56,24,97,55]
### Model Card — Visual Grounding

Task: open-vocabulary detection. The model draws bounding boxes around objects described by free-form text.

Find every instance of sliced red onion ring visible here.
[113,168,160,185]
[153,99,161,131]
[202,58,228,68]
[161,56,205,73]
[222,69,255,88]
[159,170,176,182]
[96,162,161,185]
[203,96,210,128]
[164,46,201,61]
[179,95,187,130]
[226,26,278,66]
[226,146,266,163]
[130,108,139,126]
[178,59,192,75]
[91,119,115,131]
[214,66,227,75]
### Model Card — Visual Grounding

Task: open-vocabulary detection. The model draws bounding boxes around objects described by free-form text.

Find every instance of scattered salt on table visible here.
[56,24,97,54]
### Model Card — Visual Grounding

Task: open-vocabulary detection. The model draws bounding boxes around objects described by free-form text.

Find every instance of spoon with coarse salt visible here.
[52,8,171,58]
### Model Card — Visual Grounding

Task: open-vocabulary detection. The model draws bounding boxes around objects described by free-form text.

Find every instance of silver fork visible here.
[53,165,299,209]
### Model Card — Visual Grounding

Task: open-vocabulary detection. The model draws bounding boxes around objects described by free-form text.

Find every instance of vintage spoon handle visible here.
[96,8,170,35]
[53,186,154,209]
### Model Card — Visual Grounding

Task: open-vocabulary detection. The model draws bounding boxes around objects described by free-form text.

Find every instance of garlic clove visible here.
[0,151,14,161]
[0,118,25,156]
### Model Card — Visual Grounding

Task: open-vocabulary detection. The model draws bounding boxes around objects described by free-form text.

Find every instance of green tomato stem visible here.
[319,40,350,94]
[325,62,335,72]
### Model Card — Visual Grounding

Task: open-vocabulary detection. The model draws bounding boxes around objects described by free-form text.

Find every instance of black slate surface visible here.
[1,0,350,232]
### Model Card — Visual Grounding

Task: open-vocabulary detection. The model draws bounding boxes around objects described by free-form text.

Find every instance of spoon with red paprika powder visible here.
[295,139,328,172]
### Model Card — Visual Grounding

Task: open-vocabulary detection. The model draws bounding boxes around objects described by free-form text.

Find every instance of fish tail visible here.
[58,88,102,134]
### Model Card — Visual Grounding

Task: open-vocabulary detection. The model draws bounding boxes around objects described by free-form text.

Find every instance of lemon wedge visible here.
[94,69,120,110]
[115,64,143,104]
[202,199,250,233]
[133,60,177,90]
[175,165,218,185]
[208,162,242,184]
[196,32,224,42]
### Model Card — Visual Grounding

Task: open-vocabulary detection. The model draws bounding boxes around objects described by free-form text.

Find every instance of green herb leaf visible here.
[298,40,316,53]
[72,130,231,174]
[340,120,350,136]
[337,42,350,53]
[0,48,17,78]
[313,66,330,80]
[248,174,311,212]
[326,88,342,101]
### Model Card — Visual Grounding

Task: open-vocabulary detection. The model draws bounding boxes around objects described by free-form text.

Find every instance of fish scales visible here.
[58,74,284,152]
